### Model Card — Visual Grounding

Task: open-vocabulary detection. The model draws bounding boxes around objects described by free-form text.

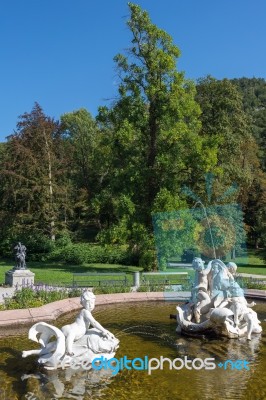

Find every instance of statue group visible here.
[175,257,262,339]
[22,290,119,369]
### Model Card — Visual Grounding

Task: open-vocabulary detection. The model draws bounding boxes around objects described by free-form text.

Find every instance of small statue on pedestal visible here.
[5,241,34,286]
[13,242,27,270]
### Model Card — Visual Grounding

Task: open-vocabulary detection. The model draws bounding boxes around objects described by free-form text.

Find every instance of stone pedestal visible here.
[5,269,35,287]
[133,271,140,288]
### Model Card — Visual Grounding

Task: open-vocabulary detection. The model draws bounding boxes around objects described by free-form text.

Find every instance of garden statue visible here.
[22,290,119,369]
[5,241,34,286]
[14,242,27,270]
[175,257,262,340]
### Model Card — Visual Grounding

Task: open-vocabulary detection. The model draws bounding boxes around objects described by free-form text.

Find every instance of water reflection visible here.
[22,368,114,399]
[21,332,262,399]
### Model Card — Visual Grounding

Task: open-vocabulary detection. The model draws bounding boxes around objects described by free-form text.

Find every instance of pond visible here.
[0,301,266,400]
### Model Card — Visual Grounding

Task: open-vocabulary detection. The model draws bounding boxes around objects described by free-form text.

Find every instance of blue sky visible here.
[1,0,266,141]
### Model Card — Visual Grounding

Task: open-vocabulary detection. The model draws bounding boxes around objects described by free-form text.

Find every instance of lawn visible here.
[0,260,142,286]
[226,248,266,275]
[1,248,266,287]
[166,249,266,276]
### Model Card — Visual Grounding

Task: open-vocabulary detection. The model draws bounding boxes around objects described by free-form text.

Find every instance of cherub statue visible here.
[190,257,212,322]
[192,257,212,292]
[61,290,115,355]
[22,290,119,369]
[219,281,262,340]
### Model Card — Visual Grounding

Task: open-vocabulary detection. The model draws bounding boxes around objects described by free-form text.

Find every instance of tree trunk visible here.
[146,100,158,216]
[44,129,55,241]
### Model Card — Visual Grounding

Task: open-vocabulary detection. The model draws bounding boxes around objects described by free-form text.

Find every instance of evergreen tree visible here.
[0,103,71,241]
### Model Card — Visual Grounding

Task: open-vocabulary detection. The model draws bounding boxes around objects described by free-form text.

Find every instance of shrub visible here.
[15,234,56,261]
[0,285,134,310]
[3,287,44,309]
[55,233,73,248]
[137,284,150,292]
[245,282,266,290]
[139,250,157,271]
[0,233,56,260]
[181,249,201,263]
[93,285,131,295]
[137,283,166,292]
[1,286,82,310]
[236,277,266,290]
[47,243,135,265]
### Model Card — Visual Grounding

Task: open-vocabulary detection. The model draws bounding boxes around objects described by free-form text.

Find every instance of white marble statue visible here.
[175,257,262,340]
[22,290,119,369]
[191,258,212,322]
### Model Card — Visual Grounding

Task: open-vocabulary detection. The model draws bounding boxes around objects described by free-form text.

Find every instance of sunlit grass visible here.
[1,248,266,286]
[0,260,142,285]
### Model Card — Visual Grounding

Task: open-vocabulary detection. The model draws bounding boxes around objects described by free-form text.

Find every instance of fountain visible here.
[0,300,264,399]
[175,257,262,340]
[6,238,266,398]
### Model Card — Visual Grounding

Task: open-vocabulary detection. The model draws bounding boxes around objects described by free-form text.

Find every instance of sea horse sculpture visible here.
[22,290,119,369]
[175,258,262,340]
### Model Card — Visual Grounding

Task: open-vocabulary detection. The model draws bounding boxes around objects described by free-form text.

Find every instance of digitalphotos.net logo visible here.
[152,174,247,271]
[62,355,250,376]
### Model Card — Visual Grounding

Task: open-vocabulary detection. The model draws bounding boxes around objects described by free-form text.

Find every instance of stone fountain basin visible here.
[0,296,265,399]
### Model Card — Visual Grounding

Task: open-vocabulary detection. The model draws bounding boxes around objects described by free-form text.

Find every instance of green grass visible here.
[1,248,266,287]
[169,248,266,264]
[228,248,266,265]
[236,266,266,275]
[167,249,266,276]
[0,259,142,286]
[228,249,266,275]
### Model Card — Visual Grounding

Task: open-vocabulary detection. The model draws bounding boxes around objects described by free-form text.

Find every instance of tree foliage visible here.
[196,76,260,205]
[230,78,266,247]
[232,77,266,169]
[0,103,71,242]
[0,4,266,265]
[97,3,216,231]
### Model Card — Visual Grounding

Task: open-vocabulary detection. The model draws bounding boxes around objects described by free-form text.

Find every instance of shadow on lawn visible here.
[238,264,266,269]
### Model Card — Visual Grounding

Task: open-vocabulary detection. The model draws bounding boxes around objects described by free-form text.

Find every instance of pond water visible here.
[0,301,266,400]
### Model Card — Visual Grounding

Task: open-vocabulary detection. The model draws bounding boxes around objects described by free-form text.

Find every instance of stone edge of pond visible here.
[0,292,189,333]
[0,289,264,336]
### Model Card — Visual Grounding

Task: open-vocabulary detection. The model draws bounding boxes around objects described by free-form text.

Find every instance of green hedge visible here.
[0,233,56,259]
[46,243,135,265]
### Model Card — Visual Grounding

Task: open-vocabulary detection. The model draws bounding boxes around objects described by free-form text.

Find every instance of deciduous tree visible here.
[97,3,216,234]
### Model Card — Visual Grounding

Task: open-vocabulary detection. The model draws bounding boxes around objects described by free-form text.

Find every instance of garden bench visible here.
[72,272,129,288]
[141,272,191,289]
